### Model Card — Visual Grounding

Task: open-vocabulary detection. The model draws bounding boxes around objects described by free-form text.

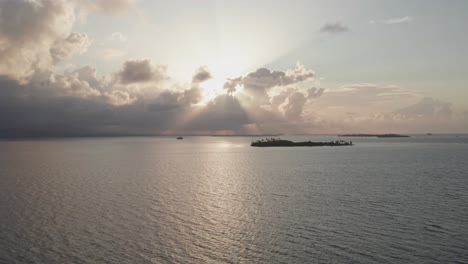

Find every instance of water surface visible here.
[1,135,467,263]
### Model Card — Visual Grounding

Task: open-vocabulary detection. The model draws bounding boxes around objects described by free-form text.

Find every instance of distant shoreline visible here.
[4,134,468,141]
[251,139,353,147]
[338,134,410,138]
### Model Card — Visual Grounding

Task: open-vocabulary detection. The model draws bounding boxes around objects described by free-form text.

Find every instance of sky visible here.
[0,0,467,137]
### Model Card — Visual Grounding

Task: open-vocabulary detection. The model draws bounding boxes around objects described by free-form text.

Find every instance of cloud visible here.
[223,63,315,103]
[0,60,324,137]
[108,32,127,42]
[181,87,202,105]
[283,92,308,120]
[148,88,201,111]
[0,75,106,137]
[185,95,250,132]
[87,0,137,16]
[271,88,296,109]
[319,22,349,33]
[117,59,168,84]
[307,87,325,99]
[104,90,136,106]
[42,70,101,98]
[192,66,212,83]
[50,32,91,64]
[1,62,467,137]
[0,64,202,137]
[300,84,468,133]
[0,2,465,136]
[0,0,82,80]
[216,64,322,128]
[223,77,242,95]
[371,16,414,25]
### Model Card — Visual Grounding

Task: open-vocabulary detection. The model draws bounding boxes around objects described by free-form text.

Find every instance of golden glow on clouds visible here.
[200,77,241,103]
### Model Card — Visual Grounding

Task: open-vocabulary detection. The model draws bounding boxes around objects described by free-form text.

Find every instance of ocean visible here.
[1,135,467,263]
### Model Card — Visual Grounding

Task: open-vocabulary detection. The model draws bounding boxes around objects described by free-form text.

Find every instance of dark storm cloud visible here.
[148,88,202,112]
[0,75,111,137]
[319,22,349,33]
[0,59,321,137]
[0,73,200,137]
[184,95,250,132]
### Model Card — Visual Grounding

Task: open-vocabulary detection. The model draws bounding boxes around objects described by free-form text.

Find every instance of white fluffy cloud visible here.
[224,64,315,104]
[50,32,91,64]
[0,0,84,80]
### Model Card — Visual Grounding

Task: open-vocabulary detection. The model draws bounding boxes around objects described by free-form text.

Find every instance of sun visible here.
[199,77,226,103]
[195,64,234,103]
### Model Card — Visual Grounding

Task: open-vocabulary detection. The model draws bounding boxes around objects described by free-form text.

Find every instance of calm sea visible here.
[1,135,467,263]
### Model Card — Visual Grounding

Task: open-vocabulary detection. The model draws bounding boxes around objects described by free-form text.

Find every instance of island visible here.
[251,138,353,147]
[338,134,410,138]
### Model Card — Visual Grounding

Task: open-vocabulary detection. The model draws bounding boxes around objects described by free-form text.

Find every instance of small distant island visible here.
[251,138,353,147]
[338,134,410,138]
